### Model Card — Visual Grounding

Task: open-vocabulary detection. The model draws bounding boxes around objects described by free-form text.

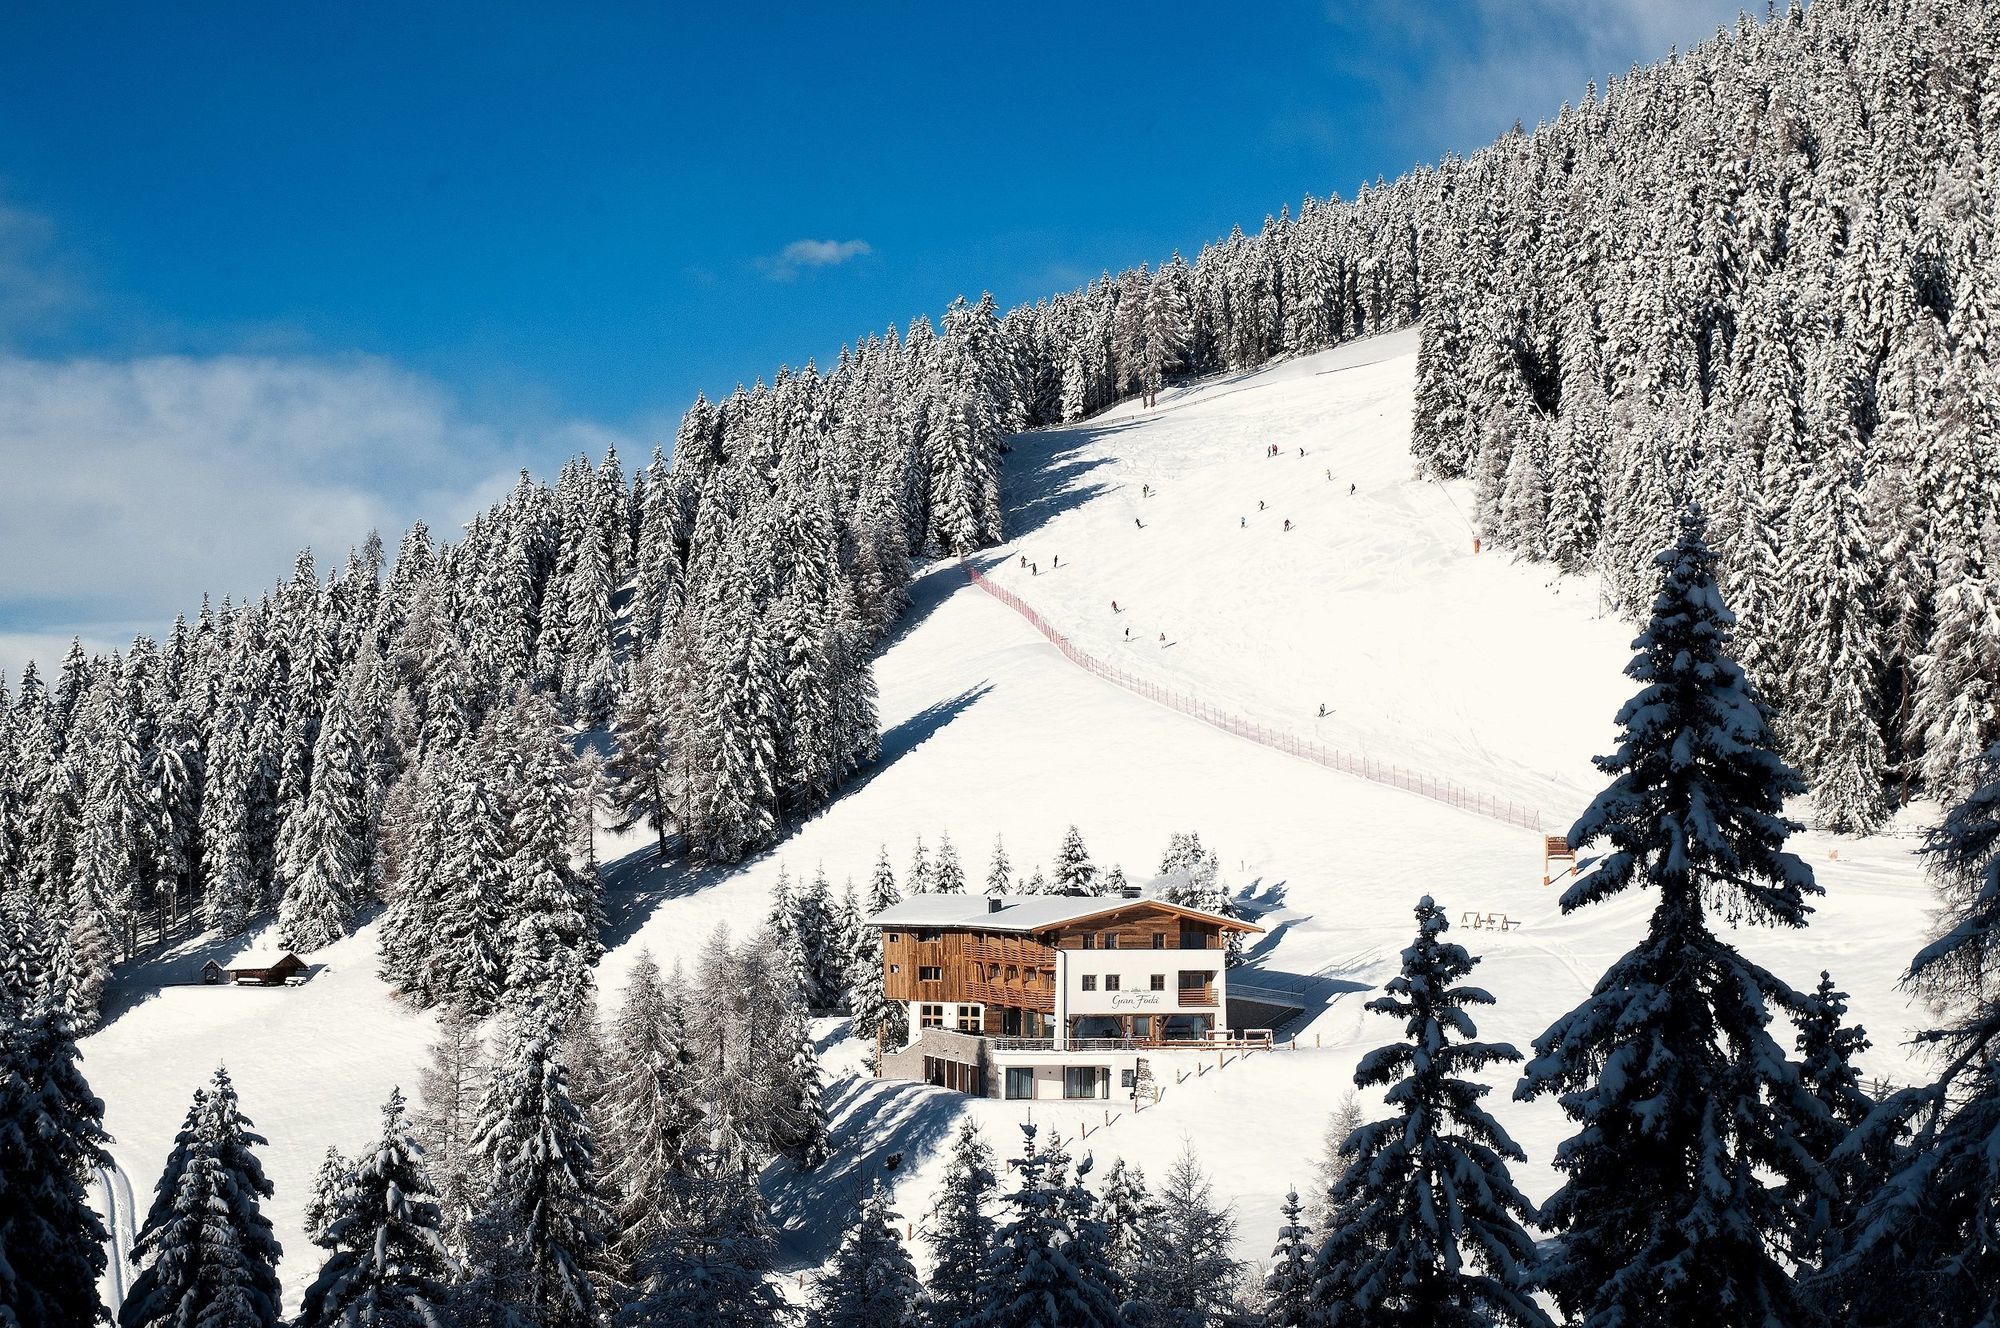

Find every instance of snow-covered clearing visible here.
[80,328,1944,1303]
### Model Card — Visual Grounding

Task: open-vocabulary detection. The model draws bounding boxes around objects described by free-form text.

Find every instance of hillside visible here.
[79,328,1944,1306]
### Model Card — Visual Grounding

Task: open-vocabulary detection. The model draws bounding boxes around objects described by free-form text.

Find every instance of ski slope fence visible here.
[960,561,1548,834]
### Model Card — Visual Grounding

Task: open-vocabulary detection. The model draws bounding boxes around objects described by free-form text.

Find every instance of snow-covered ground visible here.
[80,329,1945,1305]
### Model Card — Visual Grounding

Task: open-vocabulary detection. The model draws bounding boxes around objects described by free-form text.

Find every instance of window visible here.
[1180,928,1207,949]
[1180,970,1213,989]
[919,966,942,982]
[1081,975,1097,991]
[957,1006,982,1033]
[1081,933,1094,950]
[1151,934,1165,950]
[1064,1066,1107,1099]
[1150,974,1166,991]
[1101,932,1118,949]
[1105,975,1121,991]
[917,929,942,942]
[1005,1067,1034,1099]
[886,932,902,944]
[1121,1069,1137,1090]
[920,1004,945,1027]
[889,964,901,974]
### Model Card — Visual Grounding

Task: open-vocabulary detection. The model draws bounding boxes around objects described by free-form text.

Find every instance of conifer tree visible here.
[986,837,1012,897]
[1789,971,1876,1277]
[1828,741,2000,1326]
[296,1089,455,1328]
[935,832,966,894]
[598,952,701,1282]
[302,1145,351,1246]
[805,1182,923,1328]
[1261,1189,1315,1328]
[1515,506,1829,1328]
[0,937,111,1328]
[924,1119,997,1328]
[615,1153,784,1328]
[869,845,902,913]
[467,1010,607,1328]
[277,657,373,952]
[1127,1146,1240,1328]
[1052,825,1097,896]
[976,1127,1125,1328]
[122,1067,283,1328]
[1314,898,1547,1328]
[1095,1158,1157,1289]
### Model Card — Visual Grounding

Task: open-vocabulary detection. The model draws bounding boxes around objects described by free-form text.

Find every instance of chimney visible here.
[987,896,1004,913]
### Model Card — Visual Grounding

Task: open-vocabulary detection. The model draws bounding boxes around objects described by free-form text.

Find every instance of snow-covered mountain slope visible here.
[80,328,1944,1304]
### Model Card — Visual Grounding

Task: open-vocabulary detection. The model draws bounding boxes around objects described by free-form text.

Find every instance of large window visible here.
[956,1006,982,1033]
[919,1004,945,1028]
[1005,1068,1034,1100]
[1064,1066,1107,1099]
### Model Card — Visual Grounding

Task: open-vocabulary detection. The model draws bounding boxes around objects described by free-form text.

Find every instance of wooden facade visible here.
[880,899,1243,1040]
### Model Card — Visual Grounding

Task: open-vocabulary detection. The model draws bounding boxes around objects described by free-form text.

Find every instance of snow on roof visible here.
[868,886,1257,934]
[228,953,302,968]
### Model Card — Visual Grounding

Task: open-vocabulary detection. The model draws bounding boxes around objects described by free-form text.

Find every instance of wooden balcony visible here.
[968,980,1054,1013]
[1178,986,1216,1007]
[965,939,1056,968]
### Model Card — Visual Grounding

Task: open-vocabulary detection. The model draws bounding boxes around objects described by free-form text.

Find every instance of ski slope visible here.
[79,329,1947,1305]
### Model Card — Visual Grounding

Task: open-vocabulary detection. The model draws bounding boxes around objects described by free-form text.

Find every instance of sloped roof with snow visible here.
[868,887,1258,935]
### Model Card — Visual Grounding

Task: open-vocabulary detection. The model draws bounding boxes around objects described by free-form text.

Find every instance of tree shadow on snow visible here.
[1000,430,1118,544]
[96,902,381,1028]
[762,1073,966,1271]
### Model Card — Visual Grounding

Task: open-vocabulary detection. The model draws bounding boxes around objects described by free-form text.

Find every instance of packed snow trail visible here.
[988,326,1636,821]
[961,560,1552,832]
[96,1155,136,1311]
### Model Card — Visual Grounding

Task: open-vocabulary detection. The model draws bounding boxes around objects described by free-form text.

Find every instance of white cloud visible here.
[756,237,874,281]
[0,349,638,681]
[1309,0,1747,162]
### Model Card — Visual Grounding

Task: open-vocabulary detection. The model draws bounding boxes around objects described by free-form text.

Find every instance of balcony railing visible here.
[965,940,1056,967]
[967,981,1054,1013]
[1178,987,1216,1007]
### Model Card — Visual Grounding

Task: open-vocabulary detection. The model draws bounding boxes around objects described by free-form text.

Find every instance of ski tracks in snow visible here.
[97,1154,137,1311]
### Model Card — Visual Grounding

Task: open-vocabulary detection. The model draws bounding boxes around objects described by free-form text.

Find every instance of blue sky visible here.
[0,0,1744,674]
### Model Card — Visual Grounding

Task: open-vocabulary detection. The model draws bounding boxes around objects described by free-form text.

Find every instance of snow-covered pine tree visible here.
[869,844,902,913]
[805,1182,923,1328]
[1314,897,1547,1328]
[467,1008,608,1328]
[1095,1158,1157,1290]
[302,1145,351,1246]
[1126,1145,1240,1328]
[1827,741,2000,1326]
[607,643,679,853]
[277,655,374,952]
[924,1119,997,1328]
[935,832,966,894]
[1788,971,1876,1278]
[0,933,111,1328]
[296,1088,455,1328]
[1052,825,1097,896]
[1261,1189,1315,1328]
[121,1066,283,1328]
[598,951,702,1282]
[495,688,603,1007]
[615,1154,785,1328]
[985,837,1012,897]
[975,1127,1125,1328]
[1514,505,1830,1328]
[906,836,933,896]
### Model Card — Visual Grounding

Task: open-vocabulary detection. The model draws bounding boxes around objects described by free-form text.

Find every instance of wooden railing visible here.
[967,980,1053,1013]
[965,940,1056,968]
[1178,987,1216,1007]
